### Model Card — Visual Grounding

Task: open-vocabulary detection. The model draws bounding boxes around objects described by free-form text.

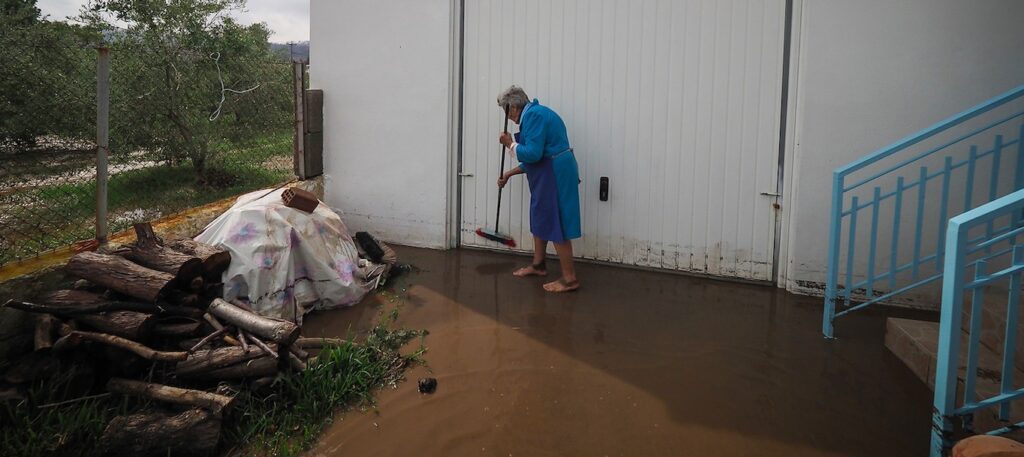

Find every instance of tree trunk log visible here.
[107,378,234,412]
[100,408,220,457]
[117,223,204,285]
[74,311,156,341]
[198,356,278,379]
[34,314,58,351]
[66,252,175,302]
[176,344,275,377]
[54,331,188,362]
[167,239,231,280]
[208,299,298,344]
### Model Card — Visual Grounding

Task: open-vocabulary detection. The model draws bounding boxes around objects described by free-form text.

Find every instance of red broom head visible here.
[475,228,516,248]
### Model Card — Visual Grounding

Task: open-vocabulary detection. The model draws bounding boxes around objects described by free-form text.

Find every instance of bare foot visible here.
[513,264,547,277]
[543,278,580,293]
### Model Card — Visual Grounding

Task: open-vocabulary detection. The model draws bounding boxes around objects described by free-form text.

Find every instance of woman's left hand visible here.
[498,132,513,148]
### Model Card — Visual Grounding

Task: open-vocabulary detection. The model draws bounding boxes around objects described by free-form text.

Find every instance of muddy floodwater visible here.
[303,247,932,457]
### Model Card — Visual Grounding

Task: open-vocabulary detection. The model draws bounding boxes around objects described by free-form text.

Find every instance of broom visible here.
[475,104,517,248]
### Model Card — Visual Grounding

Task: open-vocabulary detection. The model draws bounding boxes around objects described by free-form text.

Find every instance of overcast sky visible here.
[36,0,310,42]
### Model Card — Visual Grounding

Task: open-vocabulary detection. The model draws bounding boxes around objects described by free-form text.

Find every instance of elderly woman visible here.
[496,86,581,293]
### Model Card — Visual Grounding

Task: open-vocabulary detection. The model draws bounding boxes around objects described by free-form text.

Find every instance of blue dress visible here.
[514,99,581,243]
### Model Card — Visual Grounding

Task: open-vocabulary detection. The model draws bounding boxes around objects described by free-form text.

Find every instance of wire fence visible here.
[0,36,300,265]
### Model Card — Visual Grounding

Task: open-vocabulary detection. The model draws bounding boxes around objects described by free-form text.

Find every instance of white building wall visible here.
[310,0,454,248]
[310,0,1024,293]
[784,0,1024,294]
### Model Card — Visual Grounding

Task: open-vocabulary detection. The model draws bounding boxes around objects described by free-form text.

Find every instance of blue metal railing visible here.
[823,85,1024,338]
[932,188,1024,456]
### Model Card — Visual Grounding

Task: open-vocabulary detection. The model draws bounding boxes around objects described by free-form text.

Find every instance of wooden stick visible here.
[237,328,249,352]
[8,293,198,318]
[245,332,278,359]
[41,290,201,318]
[287,352,307,371]
[208,299,299,344]
[53,330,188,362]
[202,313,241,346]
[107,378,234,412]
[189,327,230,353]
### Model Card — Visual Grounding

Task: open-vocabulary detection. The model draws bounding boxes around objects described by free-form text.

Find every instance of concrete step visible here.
[886,317,1024,431]
[962,288,1024,372]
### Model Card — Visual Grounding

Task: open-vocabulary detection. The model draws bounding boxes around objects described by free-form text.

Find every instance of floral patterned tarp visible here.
[195,187,368,324]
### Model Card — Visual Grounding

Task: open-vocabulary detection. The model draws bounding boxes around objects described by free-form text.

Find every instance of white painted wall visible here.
[310,0,453,248]
[784,0,1024,294]
[310,0,1024,294]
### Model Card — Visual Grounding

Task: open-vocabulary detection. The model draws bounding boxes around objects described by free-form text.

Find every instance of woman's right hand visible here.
[497,174,509,188]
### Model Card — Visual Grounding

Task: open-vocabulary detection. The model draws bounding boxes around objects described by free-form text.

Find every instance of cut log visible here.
[107,378,234,413]
[176,345,275,377]
[152,316,202,338]
[100,408,220,457]
[34,314,59,351]
[66,252,175,302]
[208,299,299,344]
[75,311,156,341]
[294,337,349,349]
[198,356,278,380]
[167,239,231,280]
[115,224,202,285]
[54,331,188,362]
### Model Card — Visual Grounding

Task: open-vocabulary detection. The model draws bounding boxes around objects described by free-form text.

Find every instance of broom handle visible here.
[495,105,510,233]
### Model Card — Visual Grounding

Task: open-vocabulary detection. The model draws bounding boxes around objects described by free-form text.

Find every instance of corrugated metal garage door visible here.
[460,0,787,281]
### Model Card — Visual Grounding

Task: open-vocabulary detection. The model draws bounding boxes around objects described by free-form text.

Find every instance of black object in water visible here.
[418,377,437,394]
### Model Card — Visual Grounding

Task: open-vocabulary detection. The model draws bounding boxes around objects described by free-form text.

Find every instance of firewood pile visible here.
[1,223,345,457]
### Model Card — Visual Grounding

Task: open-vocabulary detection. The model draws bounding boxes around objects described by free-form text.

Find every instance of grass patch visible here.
[0,310,427,457]
[1,365,137,457]
[226,311,427,456]
[1,131,293,264]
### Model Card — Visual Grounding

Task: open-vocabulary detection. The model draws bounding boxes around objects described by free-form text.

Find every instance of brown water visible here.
[303,247,932,457]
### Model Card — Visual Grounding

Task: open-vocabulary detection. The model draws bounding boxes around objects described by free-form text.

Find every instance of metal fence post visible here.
[293,60,306,179]
[96,45,110,244]
[823,172,844,338]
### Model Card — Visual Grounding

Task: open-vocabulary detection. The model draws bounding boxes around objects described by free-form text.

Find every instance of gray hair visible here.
[496,85,530,110]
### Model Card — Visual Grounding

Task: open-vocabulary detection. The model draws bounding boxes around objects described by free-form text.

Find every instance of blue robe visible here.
[514,99,581,242]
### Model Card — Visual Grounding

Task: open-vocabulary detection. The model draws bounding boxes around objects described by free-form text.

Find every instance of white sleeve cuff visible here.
[509,142,518,159]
